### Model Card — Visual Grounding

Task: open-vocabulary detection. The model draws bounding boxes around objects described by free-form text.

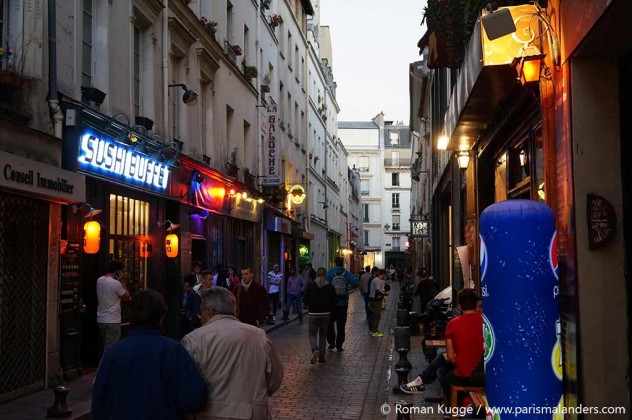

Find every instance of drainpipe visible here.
[162,0,169,133]
[48,0,63,139]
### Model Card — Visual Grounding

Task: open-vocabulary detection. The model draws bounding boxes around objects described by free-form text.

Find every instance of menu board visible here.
[59,241,81,314]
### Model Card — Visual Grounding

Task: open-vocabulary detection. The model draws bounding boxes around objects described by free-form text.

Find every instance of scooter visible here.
[419,297,452,362]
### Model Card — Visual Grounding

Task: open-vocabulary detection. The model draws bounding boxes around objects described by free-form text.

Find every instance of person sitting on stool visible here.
[400,288,483,398]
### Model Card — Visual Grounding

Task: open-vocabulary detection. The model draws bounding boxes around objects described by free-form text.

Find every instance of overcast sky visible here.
[320,0,426,124]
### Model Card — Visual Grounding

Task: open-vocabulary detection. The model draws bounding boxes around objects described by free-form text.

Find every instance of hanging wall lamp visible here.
[78,203,103,254]
[457,151,471,170]
[158,220,180,258]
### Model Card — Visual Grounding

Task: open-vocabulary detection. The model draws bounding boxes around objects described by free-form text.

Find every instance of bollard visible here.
[392,367,411,394]
[394,348,412,370]
[393,326,411,351]
[47,386,72,418]
[395,400,413,420]
[396,309,410,327]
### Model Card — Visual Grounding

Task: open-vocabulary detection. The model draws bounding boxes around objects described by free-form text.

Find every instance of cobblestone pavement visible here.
[267,285,444,420]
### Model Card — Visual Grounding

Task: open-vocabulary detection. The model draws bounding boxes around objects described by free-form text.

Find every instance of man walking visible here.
[233,267,270,326]
[326,257,358,352]
[267,264,282,324]
[359,265,373,332]
[303,267,337,364]
[282,266,304,324]
[182,287,283,419]
[93,290,207,419]
[96,259,130,354]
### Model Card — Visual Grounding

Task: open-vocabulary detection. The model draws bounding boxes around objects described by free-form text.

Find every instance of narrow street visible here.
[268,290,395,420]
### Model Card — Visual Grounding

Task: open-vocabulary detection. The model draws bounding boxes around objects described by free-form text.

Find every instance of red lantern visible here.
[165,234,179,258]
[83,221,101,254]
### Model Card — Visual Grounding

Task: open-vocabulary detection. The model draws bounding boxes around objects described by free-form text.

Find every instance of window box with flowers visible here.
[241,61,258,80]
[269,14,283,28]
[199,16,217,37]
[0,45,28,90]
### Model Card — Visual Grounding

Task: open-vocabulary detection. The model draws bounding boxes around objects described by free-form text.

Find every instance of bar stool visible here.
[450,385,485,420]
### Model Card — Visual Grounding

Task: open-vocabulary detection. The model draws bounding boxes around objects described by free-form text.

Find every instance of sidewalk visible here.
[0,374,93,420]
[0,301,312,420]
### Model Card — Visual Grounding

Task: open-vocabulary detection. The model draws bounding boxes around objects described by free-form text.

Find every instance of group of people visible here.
[93,259,283,419]
[180,262,271,336]
[93,255,483,416]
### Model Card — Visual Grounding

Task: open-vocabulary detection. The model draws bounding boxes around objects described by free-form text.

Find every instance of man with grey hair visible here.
[182,287,283,419]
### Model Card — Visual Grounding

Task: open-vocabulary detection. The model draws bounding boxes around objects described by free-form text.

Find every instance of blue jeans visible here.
[283,293,303,321]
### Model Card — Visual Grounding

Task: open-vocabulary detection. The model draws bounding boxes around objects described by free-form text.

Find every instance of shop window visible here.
[108,194,149,311]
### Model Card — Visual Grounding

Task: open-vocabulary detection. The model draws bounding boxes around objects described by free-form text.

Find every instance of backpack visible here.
[332,270,348,298]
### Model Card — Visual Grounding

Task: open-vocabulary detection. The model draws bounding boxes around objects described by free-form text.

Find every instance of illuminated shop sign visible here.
[262,105,281,186]
[77,132,170,191]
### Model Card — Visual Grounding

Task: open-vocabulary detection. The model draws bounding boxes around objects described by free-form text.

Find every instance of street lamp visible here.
[168,83,199,106]
[457,151,470,170]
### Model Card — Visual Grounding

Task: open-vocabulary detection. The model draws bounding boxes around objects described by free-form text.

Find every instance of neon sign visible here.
[77,132,170,191]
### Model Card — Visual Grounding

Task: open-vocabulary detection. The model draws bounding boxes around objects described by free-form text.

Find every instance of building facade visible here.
[0,0,357,402]
[415,0,632,414]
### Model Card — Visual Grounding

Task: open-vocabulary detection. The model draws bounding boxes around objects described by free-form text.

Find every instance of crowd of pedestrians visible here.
[93,257,434,417]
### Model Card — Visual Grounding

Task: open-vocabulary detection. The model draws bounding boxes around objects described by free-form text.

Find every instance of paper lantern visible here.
[165,233,179,258]
[83,221,101,254]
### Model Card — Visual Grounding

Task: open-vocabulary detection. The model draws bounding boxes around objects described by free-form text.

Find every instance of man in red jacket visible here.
[232,267,270,327]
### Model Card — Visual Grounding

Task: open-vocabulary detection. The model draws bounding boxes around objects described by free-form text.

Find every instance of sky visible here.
[319,0,427,124]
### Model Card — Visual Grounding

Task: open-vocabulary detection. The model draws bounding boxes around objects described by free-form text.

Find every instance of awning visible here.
[443,5,539,151]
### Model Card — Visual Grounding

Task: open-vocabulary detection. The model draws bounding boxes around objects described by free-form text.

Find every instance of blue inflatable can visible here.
[480,200,562,418]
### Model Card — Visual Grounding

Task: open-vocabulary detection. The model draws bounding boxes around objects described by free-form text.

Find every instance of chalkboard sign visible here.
[586,193,616,250]
[59,241,81,314]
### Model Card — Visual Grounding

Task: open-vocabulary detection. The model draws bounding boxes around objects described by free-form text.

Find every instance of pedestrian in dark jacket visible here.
[232,267,270,326]
[303,267,337,364]
[92,289,207,420]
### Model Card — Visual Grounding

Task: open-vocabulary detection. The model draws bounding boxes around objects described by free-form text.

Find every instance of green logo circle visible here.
[483,314,495,363]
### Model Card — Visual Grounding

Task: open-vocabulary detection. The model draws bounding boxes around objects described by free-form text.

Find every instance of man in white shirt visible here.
[266,264,282,324]
[96,259,130,354]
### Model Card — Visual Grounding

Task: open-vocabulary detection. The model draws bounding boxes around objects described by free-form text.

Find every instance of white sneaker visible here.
[400,376,425,394]
[310,350,319,365]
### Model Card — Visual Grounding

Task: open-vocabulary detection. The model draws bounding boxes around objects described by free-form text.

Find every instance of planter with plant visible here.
[199,16,218,37]
[270,14,283,28]
[261,71,271,92]
[226,148,239,177]
[0,45,28,90]
[241,58,258,80]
